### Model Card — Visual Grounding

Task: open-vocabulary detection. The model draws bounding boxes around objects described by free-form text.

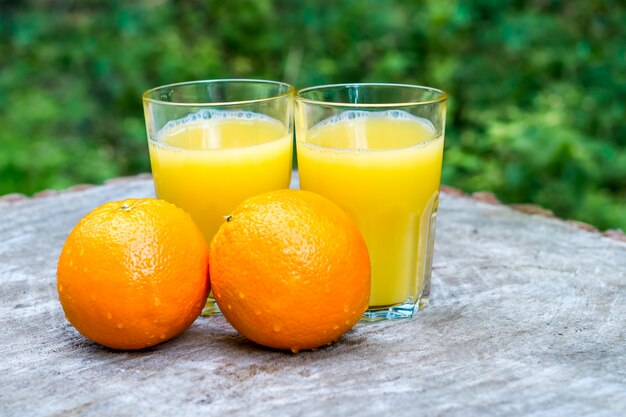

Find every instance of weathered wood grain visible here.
[0,176,624,417]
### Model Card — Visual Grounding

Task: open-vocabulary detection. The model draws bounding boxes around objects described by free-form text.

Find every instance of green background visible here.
[1,0,625,230]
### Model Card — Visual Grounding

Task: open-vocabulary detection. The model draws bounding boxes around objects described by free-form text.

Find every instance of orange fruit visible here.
[57,198,210,350]
[210,189,370,352]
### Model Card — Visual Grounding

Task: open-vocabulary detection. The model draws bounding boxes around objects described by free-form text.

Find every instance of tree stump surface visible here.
[1,176,624,417]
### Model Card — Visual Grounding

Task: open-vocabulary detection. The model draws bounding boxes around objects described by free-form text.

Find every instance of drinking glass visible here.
[143,79,295,315]
[295,83,447,321]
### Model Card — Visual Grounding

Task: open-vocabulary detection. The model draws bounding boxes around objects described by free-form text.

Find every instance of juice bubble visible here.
[311,110,435,134]
[307,110,437,151]
[156,109,282,143]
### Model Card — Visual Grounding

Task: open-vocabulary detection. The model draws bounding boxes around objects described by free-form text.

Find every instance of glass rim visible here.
[142,79,295,107]
[296,82,448,108]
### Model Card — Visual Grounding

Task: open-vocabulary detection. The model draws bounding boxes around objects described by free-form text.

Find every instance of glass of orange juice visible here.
[295,83,447,321]
[143,79,294,315]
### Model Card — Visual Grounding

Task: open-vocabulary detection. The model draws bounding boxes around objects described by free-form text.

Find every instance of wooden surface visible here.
[0,176,625,417]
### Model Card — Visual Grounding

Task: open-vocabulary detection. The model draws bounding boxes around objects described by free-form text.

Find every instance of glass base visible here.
[201,296,222,316]
[361,297,429,322]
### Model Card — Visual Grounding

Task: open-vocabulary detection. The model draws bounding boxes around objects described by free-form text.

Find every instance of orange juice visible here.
[297,111,443,308]
[149,110,292,243]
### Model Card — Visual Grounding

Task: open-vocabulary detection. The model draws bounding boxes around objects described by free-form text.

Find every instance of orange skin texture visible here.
[210,189,371,352]
[57,198,210,350]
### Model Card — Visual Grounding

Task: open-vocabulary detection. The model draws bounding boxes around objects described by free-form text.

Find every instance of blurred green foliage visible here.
[1,0,625,230]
